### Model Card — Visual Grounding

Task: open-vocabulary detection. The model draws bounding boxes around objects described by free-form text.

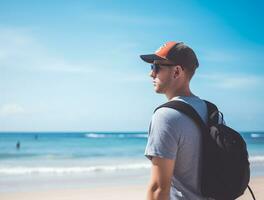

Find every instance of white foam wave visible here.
[85,133,107,138]
[249,155,264,163]
[1,155,263,175]
[251,133,264,138]
[85,133,147,138]
[133,134,148,138]
[0,163,151,175]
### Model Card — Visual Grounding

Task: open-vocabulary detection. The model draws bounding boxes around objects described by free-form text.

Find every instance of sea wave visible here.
[0,155,263,176]
[85,133,147,139]
[249,155,264,163]
[250,133,264,138]
[0,153,77,160]
[0,163,151,175]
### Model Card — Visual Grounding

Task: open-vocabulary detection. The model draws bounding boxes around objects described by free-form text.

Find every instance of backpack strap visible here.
[154,100,208,135]
[247,185,256,200]
[204,100,219,126]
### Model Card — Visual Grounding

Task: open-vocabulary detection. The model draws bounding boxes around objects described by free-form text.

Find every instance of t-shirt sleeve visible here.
[144,107,182,160]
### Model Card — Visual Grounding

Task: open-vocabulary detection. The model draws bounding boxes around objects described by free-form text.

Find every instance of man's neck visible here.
[165,88,193,100]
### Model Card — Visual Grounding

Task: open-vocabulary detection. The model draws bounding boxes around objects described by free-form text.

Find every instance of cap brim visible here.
[140,54,166,63]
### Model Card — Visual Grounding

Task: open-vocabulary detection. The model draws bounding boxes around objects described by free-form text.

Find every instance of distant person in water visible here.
[16,141,20,149]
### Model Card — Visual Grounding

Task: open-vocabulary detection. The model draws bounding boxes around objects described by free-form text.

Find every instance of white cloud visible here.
[0,104,25,116]
[0,27,99,74]
[0,27,141,76]
[0,27,154,89]
[199,50,239,62]
[197,73,264,89]
[199,48,264,64]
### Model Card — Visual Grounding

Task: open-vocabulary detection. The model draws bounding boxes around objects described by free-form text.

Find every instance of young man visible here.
[140,42,208,200]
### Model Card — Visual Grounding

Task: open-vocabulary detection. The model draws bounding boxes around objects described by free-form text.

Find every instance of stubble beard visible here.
[154,77,174,95]
[154,82,166,94]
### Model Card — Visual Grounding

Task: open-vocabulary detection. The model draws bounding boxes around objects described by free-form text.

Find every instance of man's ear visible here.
[173,65,182,78]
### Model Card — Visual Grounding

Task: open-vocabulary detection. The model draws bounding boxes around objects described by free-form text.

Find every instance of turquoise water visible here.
[0,131,263,176]
[0,132,149,176]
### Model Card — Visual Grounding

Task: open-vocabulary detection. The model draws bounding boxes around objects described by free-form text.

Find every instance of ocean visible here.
[0,131,264,191]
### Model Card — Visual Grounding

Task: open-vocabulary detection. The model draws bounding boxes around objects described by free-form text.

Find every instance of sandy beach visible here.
[0,176,262,200]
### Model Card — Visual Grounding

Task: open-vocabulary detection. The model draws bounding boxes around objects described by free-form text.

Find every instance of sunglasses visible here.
[150,63,176,73]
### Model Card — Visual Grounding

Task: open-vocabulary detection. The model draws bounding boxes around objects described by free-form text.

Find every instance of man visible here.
[140,41,208,200]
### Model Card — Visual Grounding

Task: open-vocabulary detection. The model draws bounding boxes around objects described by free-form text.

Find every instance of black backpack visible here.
[155,100,255,200]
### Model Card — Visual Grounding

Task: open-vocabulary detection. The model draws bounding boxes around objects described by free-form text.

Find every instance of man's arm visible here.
[146,156,175,200]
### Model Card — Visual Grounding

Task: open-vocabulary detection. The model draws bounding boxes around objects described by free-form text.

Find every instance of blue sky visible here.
[1,0,264,132]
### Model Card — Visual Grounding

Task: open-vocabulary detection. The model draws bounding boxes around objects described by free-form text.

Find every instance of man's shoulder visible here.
[153,96,207,124]
[171,95,204,106]
[152,106,188,124]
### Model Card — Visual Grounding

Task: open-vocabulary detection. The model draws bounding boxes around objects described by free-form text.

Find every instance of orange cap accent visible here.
[154,41,177,59]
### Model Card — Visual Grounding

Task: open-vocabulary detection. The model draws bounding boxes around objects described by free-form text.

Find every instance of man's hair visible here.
[173,43,198,80]
[182,64,197,80]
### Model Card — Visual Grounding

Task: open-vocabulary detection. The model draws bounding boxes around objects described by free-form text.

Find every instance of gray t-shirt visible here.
[145,95,208,200]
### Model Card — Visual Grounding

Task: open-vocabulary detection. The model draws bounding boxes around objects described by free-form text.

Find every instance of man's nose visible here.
[149,70,156,78]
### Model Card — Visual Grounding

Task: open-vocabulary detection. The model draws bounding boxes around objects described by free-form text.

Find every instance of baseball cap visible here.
[140,41,199,69]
